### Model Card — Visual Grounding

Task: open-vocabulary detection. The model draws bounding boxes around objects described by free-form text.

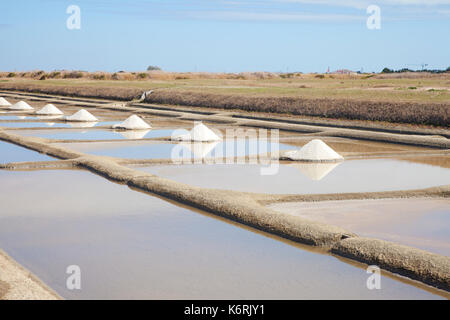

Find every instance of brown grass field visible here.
[1,70,449,127]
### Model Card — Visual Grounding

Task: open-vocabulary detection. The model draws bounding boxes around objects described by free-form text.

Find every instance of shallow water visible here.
[14,129,175,141]
[0,169,444,299]
[55,139,293,159]
[0,121,118,129]
[130,158,450,194]
[268,199,450,256]
[0,141,54,164]
[0,122,72,128]
[0,115,42,120]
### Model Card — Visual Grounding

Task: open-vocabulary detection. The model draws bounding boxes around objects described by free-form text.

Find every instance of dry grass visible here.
[0,82,142,101]
[0,71,449,127]
[145,90,449,127]
[0,70,283,81]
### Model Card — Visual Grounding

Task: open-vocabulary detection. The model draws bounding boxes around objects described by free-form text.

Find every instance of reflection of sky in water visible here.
[17,129,175,140]
[0,141,54,163]
[269,198,450,256]
[0,169,441,300]
[61,139,293,159]
[0,115,40,120]
[133,159,450,194]
[0,122,71,128]
[0,121,118,128]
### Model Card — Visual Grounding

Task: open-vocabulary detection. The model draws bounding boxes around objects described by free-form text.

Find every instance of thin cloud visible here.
[186,10,364,21]
[78,0,450,22]
[276,0,450,8]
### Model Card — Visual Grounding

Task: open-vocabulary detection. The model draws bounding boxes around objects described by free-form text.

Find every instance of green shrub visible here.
[7,72,16,78]
[93,74,106,80]
[63,71,83,79]
[48,71,61,78]
[280,73,295,79]
[147,65,161,71]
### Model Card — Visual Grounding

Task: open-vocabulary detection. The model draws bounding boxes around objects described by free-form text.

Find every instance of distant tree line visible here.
[382,67,450,74]
[147,65,161,71]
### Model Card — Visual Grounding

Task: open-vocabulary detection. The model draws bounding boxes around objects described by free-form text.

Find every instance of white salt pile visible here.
[0,97,11,106]
[172,122,221,142]
[290,162,341,181]
[9,101,34,111]
[284,139,343,162]
[36,104,64,115]
[112,115,151,130]
[65,109,98,122]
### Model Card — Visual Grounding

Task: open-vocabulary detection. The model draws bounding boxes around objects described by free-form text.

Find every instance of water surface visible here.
[0,121,117,129]
[55,139,293,159]
[15,129,175,141]
[0,141,54,164]
[0,169,443,299]
[130,159,450,194]
[269,198,450,256]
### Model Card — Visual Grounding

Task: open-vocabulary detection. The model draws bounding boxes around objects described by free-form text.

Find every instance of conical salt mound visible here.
[0,97,11,106]
[36,104,64,115]
[112,115,151,130]
[9,101,34,110]
[172,122,221,142]
[65,109,98,122]
[290,162,341,181]
[284,139,343,162]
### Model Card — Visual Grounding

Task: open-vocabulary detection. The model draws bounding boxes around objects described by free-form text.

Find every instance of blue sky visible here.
[0,0,449,73]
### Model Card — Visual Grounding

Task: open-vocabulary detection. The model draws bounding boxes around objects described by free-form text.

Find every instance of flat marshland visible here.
[1,71,449,126]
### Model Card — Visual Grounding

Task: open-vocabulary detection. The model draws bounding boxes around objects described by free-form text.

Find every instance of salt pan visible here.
[290,162,341,181]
